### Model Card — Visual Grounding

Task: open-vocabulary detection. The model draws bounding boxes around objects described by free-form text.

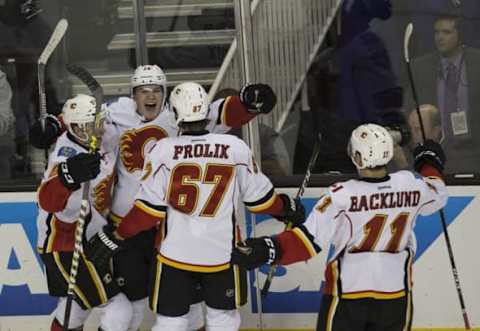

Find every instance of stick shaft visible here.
[63,193,89,331]
[404,23,471,330]
[261,136,321,297]
[62,65,102,331]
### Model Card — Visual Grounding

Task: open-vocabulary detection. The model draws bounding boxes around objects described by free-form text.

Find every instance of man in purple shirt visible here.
[407,15,480,174]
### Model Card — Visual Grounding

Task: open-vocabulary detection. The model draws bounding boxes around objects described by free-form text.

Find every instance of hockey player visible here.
[36,94,133,331]
[231,123,448,331]
[31,64,277,330]
[105,66,277,331]
[86,82,305,331]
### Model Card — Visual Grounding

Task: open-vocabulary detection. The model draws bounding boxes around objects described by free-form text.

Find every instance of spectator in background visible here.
[257,123,291,177]
[407,104,442,146]
[0,68,15,179]
[392,104,441,170]
[0,0,60,178]
[407,15,480,173]
[297,0,404,174]
[338,0,403,125]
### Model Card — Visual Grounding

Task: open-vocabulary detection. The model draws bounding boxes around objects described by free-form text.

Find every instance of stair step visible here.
[108,29,235,50]
[69,68,218,96]
[118,0,233,19]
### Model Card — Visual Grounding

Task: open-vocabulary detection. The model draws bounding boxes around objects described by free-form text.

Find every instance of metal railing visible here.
[208,0,343,132]
[118,0,233,19]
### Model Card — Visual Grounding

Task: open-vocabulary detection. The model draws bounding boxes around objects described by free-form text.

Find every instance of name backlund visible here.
[349,191,421,212]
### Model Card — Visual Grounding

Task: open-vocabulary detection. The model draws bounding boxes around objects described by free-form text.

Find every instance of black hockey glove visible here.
[239,83,277,114]
[274,193,306,226]
[84,225,122,267]
[58,152,101,190]
[413,140,446,173]
[231,236,281,270]
[29,114,62,149]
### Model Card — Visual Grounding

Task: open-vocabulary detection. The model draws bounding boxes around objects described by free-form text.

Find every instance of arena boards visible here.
[0,187,478,329]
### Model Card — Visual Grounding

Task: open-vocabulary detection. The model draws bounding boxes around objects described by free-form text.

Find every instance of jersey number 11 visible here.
[350,212,410,253]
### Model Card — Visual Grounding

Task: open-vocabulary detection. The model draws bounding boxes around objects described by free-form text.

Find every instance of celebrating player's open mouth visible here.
[133,85,164,121]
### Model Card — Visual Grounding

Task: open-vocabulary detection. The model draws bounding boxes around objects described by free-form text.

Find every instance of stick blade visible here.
[38,18,68,65]
[403,23,414,63]
[66,64,102,94]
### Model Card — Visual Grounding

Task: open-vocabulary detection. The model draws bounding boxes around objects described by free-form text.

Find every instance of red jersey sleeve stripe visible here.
[37,169,73,212]
[419,164,443,180]
[275,226,321,266]
[292,227,318,257]
[116,200,166,238]
[220,96,256,128]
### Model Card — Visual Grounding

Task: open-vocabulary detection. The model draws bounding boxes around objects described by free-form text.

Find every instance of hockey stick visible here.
[62,64,104,331]
[260,134,322,298]
[404,23,471,330]
[37,18,68,130]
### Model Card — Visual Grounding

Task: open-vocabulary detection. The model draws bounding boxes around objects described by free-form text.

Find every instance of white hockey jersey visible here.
[278,170,448,299]
[36,124,118,253]
[129,132,276,272]
[106,97,233,221]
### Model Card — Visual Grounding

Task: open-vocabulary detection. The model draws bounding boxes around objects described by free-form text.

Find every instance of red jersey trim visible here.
[37,166,73,212]
[275,230,313,265]
[419,164,443,180]
[45,215,76,253]
[220,96,256,128]
[116,200,165,238]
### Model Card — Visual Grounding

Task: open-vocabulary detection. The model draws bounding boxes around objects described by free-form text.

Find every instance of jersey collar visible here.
[181,130,209,136]
[360,175,391,183]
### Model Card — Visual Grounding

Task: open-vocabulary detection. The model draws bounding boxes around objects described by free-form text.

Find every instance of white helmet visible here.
[131,64,167,109]
[169,82,209,125]
[348,123,393,169]
[62,94,105,143]
[131,65,167,90]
